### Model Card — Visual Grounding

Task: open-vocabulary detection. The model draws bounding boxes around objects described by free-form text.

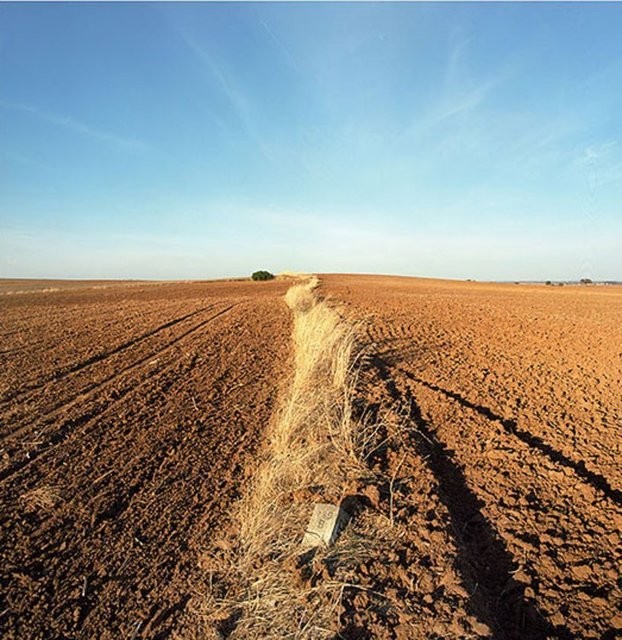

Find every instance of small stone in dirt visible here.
[550,611,565,626]
[470,619,492,636]
[610,614,622,629]
[513,569,531,584]
[571,564,591,580]
[450,617,467,636]
[432,621,447,635]
[363,484,380,507]
[418,572,435,594]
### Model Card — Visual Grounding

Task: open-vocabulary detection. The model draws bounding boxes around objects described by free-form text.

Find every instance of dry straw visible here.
[196,276,372,639]
[19,485,60,512]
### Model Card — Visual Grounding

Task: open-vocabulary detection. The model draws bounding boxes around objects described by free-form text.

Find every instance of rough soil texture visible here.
[2,274,620,640]
[320,274,622,640]
[0,279,292,639]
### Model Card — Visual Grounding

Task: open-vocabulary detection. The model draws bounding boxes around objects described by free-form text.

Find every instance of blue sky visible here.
[1,2,621,280]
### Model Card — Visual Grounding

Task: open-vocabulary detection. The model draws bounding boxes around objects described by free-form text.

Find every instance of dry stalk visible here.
[199,276,370,639]
[389,452,407,527]
[19,485,60,512]
[192,277,417,639]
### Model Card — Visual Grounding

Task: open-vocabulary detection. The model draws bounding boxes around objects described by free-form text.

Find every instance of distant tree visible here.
[251,270,275,281]
[580,278,593,285]
[545,280,552,286]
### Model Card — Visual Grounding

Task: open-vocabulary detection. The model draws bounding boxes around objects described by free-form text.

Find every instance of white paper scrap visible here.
[302,503,347,548]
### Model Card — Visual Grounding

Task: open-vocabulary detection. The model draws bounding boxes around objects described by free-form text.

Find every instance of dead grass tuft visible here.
[20,485,60,512]
[277,271,311,281]
[194,275,374,638]
[283,276,319,314]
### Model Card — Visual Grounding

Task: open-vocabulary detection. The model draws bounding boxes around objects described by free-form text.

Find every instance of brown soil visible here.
[2,274,620,639]
[320,274,622,640]
[0,279,292,639]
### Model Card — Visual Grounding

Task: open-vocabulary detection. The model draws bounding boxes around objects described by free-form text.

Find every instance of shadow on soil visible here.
[368,355,573,640]
[398,369,622,508]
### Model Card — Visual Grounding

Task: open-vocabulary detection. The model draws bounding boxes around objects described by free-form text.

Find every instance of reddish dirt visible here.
[320,274,622,640]
[0,279,292,639]
[3,274,621,639]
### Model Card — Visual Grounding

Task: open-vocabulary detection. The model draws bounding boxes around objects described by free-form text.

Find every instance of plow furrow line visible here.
[0,303,242,480]
[396,366,622,506]
[1,303,238,439]
[0,304,219,407]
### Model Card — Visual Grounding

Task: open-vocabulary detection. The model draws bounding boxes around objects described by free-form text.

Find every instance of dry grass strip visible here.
[192,276,379,639]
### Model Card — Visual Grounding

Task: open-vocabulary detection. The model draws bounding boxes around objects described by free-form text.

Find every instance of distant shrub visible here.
[545,280,552,286]
[580,278,593,285]
[251,270,275,281]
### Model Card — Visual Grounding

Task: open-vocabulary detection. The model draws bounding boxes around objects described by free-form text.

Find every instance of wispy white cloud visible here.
[597,160,622,188]
[243,203,622,281]
[504,114,582,169]
[575,140,622,192]
[1,149,56,173]
[404,34,502,139]
[178,29,273,161]
[0,99,146,151]
[436,33,490,123]
[581,140,618,162]
[427,81,495,129]
[444,33,467,89]
[259,18,300,73]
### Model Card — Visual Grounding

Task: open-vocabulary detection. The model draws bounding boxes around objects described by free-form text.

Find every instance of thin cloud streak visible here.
[248,205,621,281]
[430,80,495,127]
[1,150,56,173]
[178,28,274,161]
[404,31,513,141]
[0,99,146,151]
[402,72,499,143]
[259,18,300,73]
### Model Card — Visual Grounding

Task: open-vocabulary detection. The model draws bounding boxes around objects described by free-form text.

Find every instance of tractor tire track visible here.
[322,274,622,639]
[396,366,622,507]
[1,302,237,439]
[0,303,241,481]
[0,304,217,408]
[0,280,291,640]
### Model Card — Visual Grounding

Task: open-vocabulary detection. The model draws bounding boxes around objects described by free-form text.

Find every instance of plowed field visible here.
[321,275,622,639]
[2,275,620,639]
[0,279,292,639]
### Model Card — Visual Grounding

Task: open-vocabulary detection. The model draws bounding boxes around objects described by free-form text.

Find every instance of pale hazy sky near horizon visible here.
[1,2,621,281]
